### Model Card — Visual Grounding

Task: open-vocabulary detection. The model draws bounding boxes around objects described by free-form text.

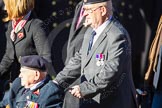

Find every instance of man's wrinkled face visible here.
[19,67,37,88]
[83,4,103,29]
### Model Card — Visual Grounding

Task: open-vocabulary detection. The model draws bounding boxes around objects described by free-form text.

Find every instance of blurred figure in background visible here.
[0,0,7,101]
[142,0,162,44]
[144,16,162,108]
[34,0,81,73]
[65,0,88,64]
[0,0,6,61]
[63,0,88,108]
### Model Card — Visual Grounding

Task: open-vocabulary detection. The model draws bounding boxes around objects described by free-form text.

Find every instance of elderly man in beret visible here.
[0,55,63,108]
[54,0,138,108]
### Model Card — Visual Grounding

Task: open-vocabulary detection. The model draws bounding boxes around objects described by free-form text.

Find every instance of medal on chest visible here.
[96,54,105,66]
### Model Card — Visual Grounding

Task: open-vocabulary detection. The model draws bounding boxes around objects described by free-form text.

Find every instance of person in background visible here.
[0,55,63,108]
[63,0,88,108]
[142,0,162,45]
[0,0,7,101]
[65,0,88,64]
[0,0,6,61]
[144,15,162,108]
[34,0,81,73]
[0,0,53,101]
[53,0,137,107]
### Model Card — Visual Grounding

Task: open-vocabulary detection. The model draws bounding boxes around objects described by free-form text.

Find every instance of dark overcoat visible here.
[63,1,87,108]
[0,13,51,81]
[65,1,88,64]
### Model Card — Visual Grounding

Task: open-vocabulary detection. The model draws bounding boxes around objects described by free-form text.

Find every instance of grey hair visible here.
[101,1,113,16]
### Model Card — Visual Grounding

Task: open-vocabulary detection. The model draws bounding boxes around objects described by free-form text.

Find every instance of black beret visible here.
[84,0,109,5]
[20,55,48,71]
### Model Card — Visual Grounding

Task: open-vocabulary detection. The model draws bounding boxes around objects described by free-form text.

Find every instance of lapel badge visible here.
[33,89,40,95]
[17,32,24,39]
[96,54,105,66]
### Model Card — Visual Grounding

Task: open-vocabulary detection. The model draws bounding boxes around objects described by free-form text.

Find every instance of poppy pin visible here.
[33,89,40,95]
[17,32,24,39]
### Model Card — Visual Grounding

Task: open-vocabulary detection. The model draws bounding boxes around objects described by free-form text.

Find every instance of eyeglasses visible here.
[83,6,102,13]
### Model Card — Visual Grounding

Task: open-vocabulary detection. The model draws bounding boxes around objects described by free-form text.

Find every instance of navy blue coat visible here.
[0,76,63,108]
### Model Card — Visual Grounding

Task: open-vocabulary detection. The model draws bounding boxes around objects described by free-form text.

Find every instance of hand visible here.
[69,85,82,98]
[136,89,147,96]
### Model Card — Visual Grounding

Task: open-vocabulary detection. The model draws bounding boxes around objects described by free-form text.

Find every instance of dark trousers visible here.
[0,79,9,101]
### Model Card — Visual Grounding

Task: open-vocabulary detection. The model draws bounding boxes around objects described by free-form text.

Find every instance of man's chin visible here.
[21,82,25,87]
[83,22,91,27]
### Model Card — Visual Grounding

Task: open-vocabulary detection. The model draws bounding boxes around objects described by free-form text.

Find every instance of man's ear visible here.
[35,71,40,81]
[101,6,107,16]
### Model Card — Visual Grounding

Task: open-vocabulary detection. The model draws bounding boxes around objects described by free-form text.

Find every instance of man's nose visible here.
[83,10,88,16]
[19,73,22,77]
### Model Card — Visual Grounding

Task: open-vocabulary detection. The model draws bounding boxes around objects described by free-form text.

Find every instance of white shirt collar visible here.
[92,16,112,46]
[94,16,112,35]
[30,78,46,90]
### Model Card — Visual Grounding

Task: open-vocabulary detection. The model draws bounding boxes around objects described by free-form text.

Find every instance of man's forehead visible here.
[83,1,106,8]
[83,4,97,8]
[20,66,37,72]
[83,0,108,5]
